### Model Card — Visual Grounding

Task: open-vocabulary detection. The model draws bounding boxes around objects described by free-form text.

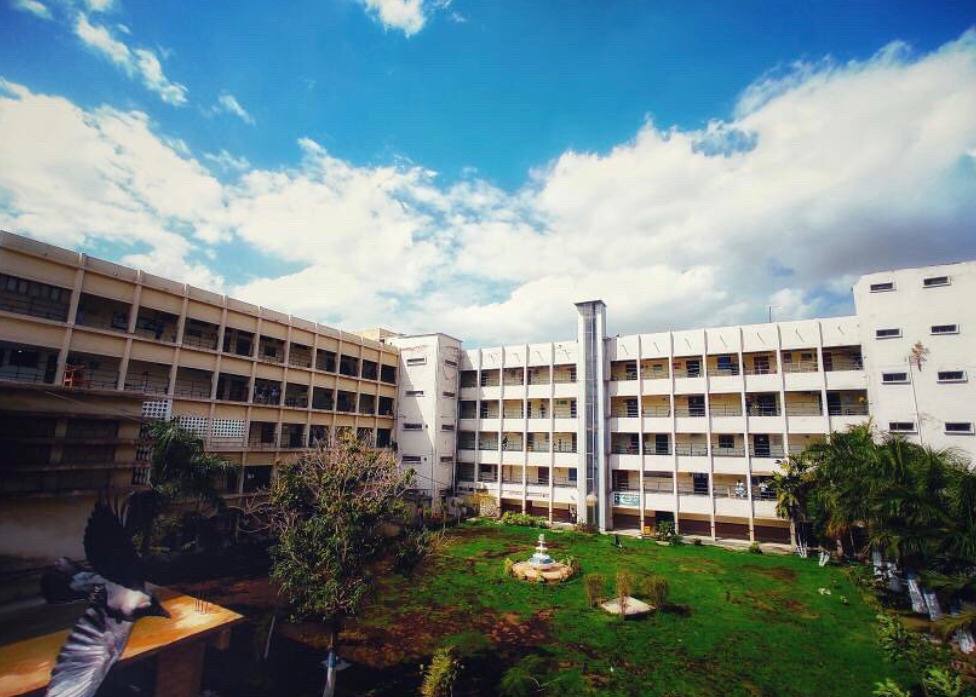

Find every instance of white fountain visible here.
[510,533,575,583]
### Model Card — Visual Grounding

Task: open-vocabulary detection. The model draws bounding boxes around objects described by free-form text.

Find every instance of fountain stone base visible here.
[510,534,576,583]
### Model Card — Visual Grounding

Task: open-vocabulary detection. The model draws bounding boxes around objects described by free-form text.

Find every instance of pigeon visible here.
[43,501,170,697]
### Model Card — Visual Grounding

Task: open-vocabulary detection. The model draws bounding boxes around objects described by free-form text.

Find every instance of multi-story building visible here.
[2,229,973,555]
[0,231,398,560]
[451,263,976,543]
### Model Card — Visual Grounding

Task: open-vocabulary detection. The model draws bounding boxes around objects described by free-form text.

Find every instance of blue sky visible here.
[1,1,975,344]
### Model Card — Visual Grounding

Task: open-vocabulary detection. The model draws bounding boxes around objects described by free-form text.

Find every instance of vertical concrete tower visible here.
[575,300,609,530]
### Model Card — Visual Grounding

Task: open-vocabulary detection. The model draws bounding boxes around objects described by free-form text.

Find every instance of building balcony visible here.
[677,493,712,515]
[609,453,642,470]
[553,451,577,467]
[609,416,641,432]
[641,377,671,395]
[715,497,751,518]
[552,382,578,398]
[753,499,779,519]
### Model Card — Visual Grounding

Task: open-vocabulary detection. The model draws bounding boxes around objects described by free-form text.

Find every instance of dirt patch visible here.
[740,564,797,582]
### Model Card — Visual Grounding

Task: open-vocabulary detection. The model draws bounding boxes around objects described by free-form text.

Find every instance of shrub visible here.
[503,557,514,578]
[872,679,911,697]
[638,575,669,608]
[655,520,675,541]
[500,512,548,528]
[748,542,763,554]
[583,573,606,608]
[692,537,702,546]
[922,667,965,697]
[574,521,596,534]
[561,556,581,575]
[668,532,684,546]
[616,569,633,600]
[499,655,545,697]
[420,647,461,697]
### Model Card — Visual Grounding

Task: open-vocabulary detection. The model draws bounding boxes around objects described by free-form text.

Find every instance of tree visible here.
[268,432,419,697]
[772,450,813,550]
[129,419,232,554]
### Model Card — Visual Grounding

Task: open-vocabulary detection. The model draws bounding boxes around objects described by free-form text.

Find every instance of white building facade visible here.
[434,261,976,543]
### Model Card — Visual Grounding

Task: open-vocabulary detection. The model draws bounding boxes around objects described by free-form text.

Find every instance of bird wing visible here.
[83,501,144,589]
[46,594,133,697]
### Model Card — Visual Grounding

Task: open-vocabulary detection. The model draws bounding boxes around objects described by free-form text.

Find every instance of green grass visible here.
[352,521,909,696]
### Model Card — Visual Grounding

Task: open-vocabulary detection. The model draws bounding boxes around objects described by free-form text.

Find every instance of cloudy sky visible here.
[1,1,975,346]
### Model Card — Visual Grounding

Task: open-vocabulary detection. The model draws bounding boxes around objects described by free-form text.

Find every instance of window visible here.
[882,372,909,384]
[402,455,422,464]
[9,349,39,367]
[441,424,455,432]
[440,455,454,463]
[875,328,901,339]
[406,357,426,366]
[442,391,455,398]
[717,434,735,450]
[923,275,950,287]
[931,324,959,335]
[889,422,915,433]
[403,423,423,431]
[945,422,974,434]
[870,281,895,292]
[445,359,458,367]
[937,370,966,383]
[405,389,424,396]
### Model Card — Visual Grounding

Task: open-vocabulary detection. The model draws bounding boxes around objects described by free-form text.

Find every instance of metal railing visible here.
[64,369,120,390]
[611,407,640,418]
[284,395,309,408]
[826,359,864,372]
[502,410,524,418]
[181,333,219,351]
[612,482,639,491]
[750,446,785,458]
[526,443,550,453]
[786,404,823,416]
[674,407,706,417]
[610,372,638,382]
[124,379,169,395]
[478,442,499,451]
[829,405,869,416]
[714,484,749,499]
[747,405,781,417]
[642,445,672,456]
[672,368,702,378]
[502,442,523,452]
[252,393,282,406]
[675,444,709,456]
[247,439,279,450]
[743,365,777,375]
[75,311,130,333]
[677,483,709,496]
[611,444,639,455]
[552,373,576,383]
[641,370,669,380]
[709,404,743,417]
[552,408,577,418]
[288,354,313,369]
[0,294,69,322]
[712,446,746,457]
[527,372,550,385]
[782,361,819,373]
[642,406,671,417]
[643,479,673,493]
[0,365,54,384]
[708,366,740,377]
[133,324,177,343]
[553,478,576,487]
[553,443,577,453]
[502,375,524,386]
[173,381,212,398]
[206,436,247,450]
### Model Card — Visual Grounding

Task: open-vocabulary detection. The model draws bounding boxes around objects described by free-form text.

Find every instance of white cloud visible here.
[2,31,976,346]
[204,149,251,172]
[358,0,427,36]
[84,0,115,12]
[212,92,255,125]
[12,0,52,19]
[74,14,187,105]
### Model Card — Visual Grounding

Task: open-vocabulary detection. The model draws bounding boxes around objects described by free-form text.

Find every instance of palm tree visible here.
[129,419,232,554]
[773,451,813,550]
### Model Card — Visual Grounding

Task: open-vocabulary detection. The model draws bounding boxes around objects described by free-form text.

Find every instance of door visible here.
[754,354,770,374]
[686,358,701,378]
[655,433,669,455]
[688,395,705,417]
[692,472,709,495]
[826,392,841,416]
[753,434,770,458]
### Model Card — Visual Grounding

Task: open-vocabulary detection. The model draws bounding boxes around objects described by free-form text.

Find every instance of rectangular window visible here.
[923,276,950,287]
[889,421,915,433]
[441,424,455,432]
[882,372,909,384]
[440,456,454,463]
[406,357,426,366]
[403,423,423,431]
[945,422,974,434]
[931,324,959,335]
[875,328,901,339]
[445,359,458,367]
[937,370,966,383]
[442,391,455,398]
[405,390,424,396]
[870,282,895,292]
[402,455,422,464]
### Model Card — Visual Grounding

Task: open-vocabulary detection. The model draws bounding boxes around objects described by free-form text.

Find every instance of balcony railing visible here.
[133,324,177,343]
[672,368,702,379]
[552,374,576,384]
[747,405,781,417]
[181,333,219,351]
[642,445,672,456]
[708,404,743,417]
[753,487,777,501]
[502,376,524,386]
[478,473,498,483]
[0,365,55,385]
[501,476,521,484]
[553,444,577,453]
[641,370,669,380]
[478,442,499,451]
[553,478,576,487]
[612,482,639,491]
[552,408,577,418]
[642,406,671,417]
[743,365,776,375]
[526,443,550,453]
[829,405,869,416]
[124,378,169,395]
[0,294,69,322]
[826,359,864,372]
[674,407,706,417]
[527,373,550,385]
[708,367,740,377]
[786,404,823,416]
[713,484,749,499]
[206,436,247,450]
[247,439,279,450]
[502,442,523,452]
[643,479,673,493]
[64,369,120,390]
[750,446,785,458]
[173,381,212,398]
[611,444,639,455]
[677,483,709,496]
[289,354,313,369]
[783,361,819,374]
[610,372,638,382]
[675,444,708,456]
[611,407,640,418]
[502,410,524,418]
[284,395,309,408]
[713,446,746,457]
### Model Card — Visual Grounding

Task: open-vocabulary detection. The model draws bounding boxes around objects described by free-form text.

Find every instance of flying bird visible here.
[41,501,170,697]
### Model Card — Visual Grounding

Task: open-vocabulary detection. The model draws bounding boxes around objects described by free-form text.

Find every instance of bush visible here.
[503,557,514,578]
[561,556,581,575]
[692,537,702,546]
[872,679,911,697]
[500,512,548,528]
[922,667,965,697]
[583,573,605,608]
[574,521,596,534]
[637,575,669,608]
[616,569,634,600]
[655,520,675,541]
[499,655,545,697]
[420,647,461,697]
[748,542,763,554]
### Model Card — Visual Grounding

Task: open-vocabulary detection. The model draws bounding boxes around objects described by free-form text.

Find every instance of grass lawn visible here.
[335,520,909,696]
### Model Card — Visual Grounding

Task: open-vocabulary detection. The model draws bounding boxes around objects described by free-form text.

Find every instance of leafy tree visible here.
[267,432,419,697]
[129,419,232,553]
[772,450,814,550]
